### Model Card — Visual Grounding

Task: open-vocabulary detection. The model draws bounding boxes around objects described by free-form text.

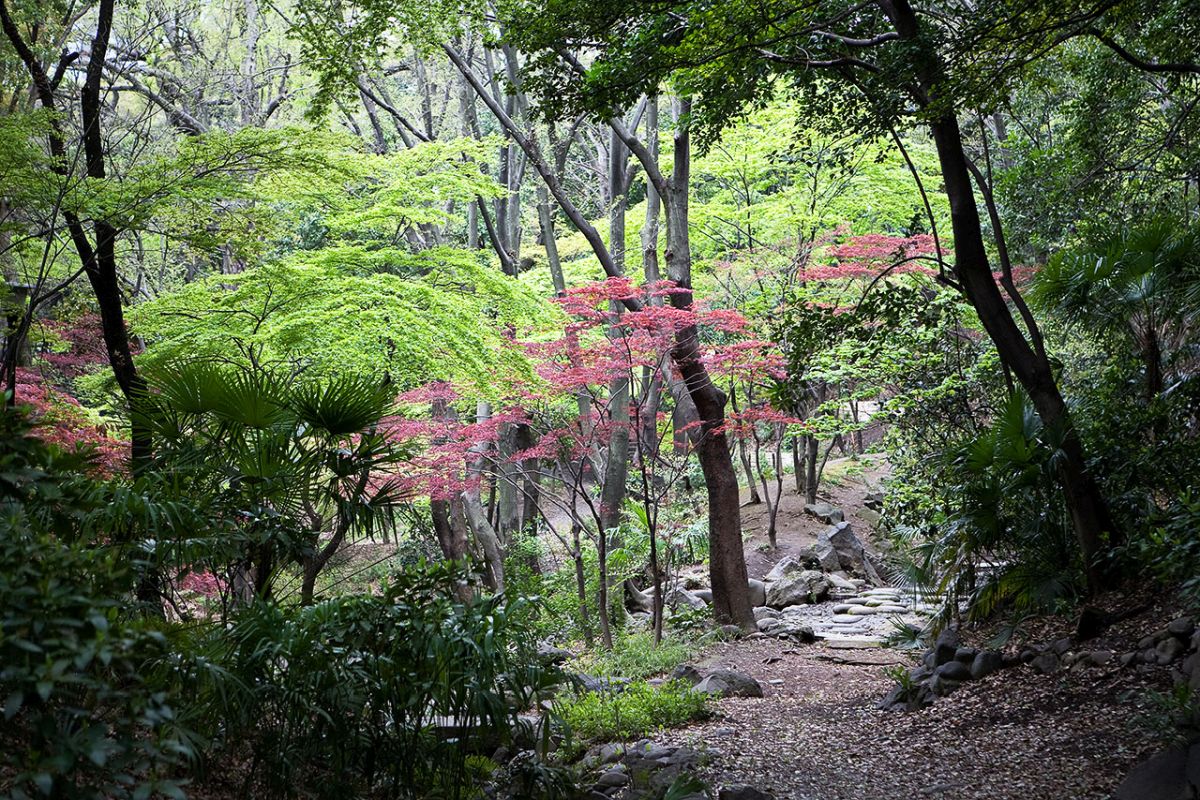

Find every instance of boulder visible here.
[572,674,632,694]
[826,572,858,592]
[764,556,807,583]
[936,660,971,682]
[536,643,572,666]
[856,507,882,528]
[665,586,707,611]
[803,501,844,523]
[934,628,960,666]
[1168,616,1195,638]
[670,664,702,686]
[757,617,782,634]
[1030,653,1060,675]
[624,579,653,614]
[765,570,830,608]
[970,650,1004,680]
[694,588,713,604]
[1113,742,1200,800]
[748,579,767,607]
[696,669,764,698]
[1158,637,1187,664]
[954,646,979,664]
[820,522,872,576]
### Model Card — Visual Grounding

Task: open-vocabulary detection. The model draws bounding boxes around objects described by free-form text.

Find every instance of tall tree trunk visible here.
[662,100,754,629]
[883,0,1115,592]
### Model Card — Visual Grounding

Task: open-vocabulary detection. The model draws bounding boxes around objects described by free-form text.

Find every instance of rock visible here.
[1158,637,1187,664]
[1030,653,1060,675]
[665,586,707,611]
[536,643,572,666]
[954,646,978,664]
[1168,616,1195,638]
[1113,743,1200,800]
[594,769,629,788]
[934,628,960,666]
[864,490,885,509]
[929,673,961,696]
[803,501,844,523]
[625,579,653,614]
[747,579,767,607]
[1088,649,1114,666]
[694,588,713,604]
[719,786,775,800]
[937,660,971,682]
[970,650,1004,680]
[696,669,764,698]
[1138,634,1158,650]
[1050,637,1073,656]
[765,570,830,608]
[780,624,816,643]
[573,674,632,694]
[1192,629,1200,652]
[753,606,780,621]
[822,521,869,575]
[856,507,882,527]
[670,664,702,686]
[757,617,782,633]
[810,538,843,572]
[1120,651,1139,668]
[764,556,808,583]
[846,605,878,615]
[826,572,858,591]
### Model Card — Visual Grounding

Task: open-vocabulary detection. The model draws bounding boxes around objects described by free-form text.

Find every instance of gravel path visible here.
[658,637,1168,799]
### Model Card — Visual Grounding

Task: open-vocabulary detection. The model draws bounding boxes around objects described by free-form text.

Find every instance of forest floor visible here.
[652,463,1181,799]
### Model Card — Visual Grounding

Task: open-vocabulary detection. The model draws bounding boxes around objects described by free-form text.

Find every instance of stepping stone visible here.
[864,599,885,607]
[832,604,853,613]
[864,588,901,596]
[847,605,879,615]
[876,604,909,613]
[825,636,885,649]
[830,614,861,624]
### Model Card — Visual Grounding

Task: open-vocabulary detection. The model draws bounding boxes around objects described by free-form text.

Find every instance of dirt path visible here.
[739,454,889,581]
[659,635,1162,799]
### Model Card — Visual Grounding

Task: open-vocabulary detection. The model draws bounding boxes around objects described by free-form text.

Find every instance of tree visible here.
[502,0,1129,591]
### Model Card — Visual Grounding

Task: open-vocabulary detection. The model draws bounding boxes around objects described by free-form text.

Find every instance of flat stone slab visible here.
[825,636,886,649]
[847,605,880,615]
[875,604,909,613]
[830,614,861,623]
[832,604,854,613]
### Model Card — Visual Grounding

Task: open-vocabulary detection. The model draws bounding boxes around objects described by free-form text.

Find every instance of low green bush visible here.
[555,680,709,750]
[571,631,695,680]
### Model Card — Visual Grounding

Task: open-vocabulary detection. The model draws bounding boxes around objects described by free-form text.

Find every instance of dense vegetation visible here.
[1,0,1198,797]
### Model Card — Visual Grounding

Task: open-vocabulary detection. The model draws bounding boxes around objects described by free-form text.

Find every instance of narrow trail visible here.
[644,456,1169,799]
[660,634,1153,799]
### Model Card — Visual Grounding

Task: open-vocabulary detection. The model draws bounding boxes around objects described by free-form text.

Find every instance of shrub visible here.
[571,631,695,680]
[0,410,191,800]
[555,680,708,750]
[176,561,555,799]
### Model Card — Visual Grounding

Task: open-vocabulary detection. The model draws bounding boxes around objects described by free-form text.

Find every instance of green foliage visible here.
[130,247,557,397]
[889,393,1083,625]
[0,410,190,800]
[555,680,708,750]
[133,359,408,603]
[174,562,552,799]
[571,632,695,680]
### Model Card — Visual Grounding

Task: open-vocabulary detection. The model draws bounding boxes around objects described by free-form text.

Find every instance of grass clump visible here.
[571,631,695,679]
[556,680,709,749]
